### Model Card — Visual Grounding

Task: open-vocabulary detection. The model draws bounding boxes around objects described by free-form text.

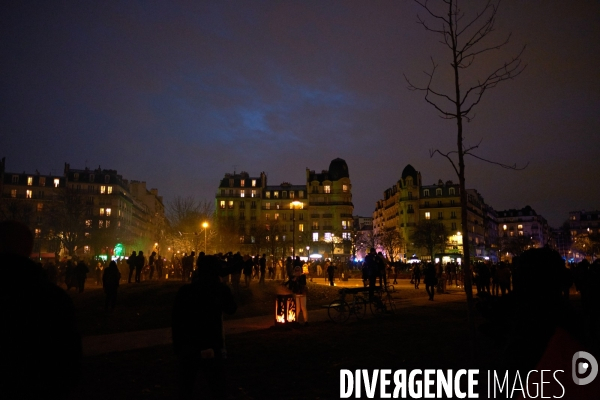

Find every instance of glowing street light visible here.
[202,222,209,254]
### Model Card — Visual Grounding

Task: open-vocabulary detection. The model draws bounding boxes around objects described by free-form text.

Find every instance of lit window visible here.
[100,186,106,194]
[99,220,103,228]
[517,224,523,230]
[252,180,256,187]
[251,190,256,198]
[274,213,279,220]
[518,231,523,236]
[503,225,507,230]
[240,190,245,198]
[34,228,41,237]
[342,221,348,230]
[27,177,33,186]
[342,185,348,193]
[107,186,112,194]
[37,203,43,212]
[228,201,234,209]
[100,208,105,216]
[220,201,225,209]
[274,191,279,198]
[299,224,304,232]
[106,220,110,228]
[39,177,46,186]
[312,221,319,229]
[425,212,431,220]
[343,232,351,239]
[240,180,245,187]
[10,189,16,198]
[289,191,295,199]
[312,232,319,242]
[266,192,270,199]
[26,190,32,199]
[265,202,270,210]
[54,179,60,187]
[265,214,270,221]
[239,236,245,243]
[106,208,111,216]
[85,220,92,227]
[324,185,331,193]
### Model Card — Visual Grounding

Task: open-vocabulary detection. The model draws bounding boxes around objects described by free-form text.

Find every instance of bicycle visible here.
[369,286,397,316]
[327,288,368,323]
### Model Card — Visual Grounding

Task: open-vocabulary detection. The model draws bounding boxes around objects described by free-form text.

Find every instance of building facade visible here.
[372,164,498,263]
[497,205,550,257]
[214,158,354,260]
[0,158,164,260]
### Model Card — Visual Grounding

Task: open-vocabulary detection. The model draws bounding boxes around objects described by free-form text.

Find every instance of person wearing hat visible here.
[290,265,308,325]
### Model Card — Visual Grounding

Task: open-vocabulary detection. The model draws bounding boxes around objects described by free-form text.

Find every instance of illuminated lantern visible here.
[274,294,296,325]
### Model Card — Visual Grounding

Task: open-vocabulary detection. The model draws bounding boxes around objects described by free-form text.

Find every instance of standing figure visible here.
[172,255,237,399]
[74,260,89,293]
[135,250,145,283]
[288,266,308,325]
[0,220,81,399]
[424,263,437,301]
[149,251,156,280]
[102,260,121,312]
[242,254,253,287]
[127,251,137,283]
[327,259,337,287]
[259,253,266,285]
[413,264,421,289]
[155,254,164,280]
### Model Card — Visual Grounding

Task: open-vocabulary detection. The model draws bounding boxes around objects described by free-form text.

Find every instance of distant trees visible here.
[166,196,213,254]
[572,231,600,260]
[500,235,534,258]
[45,186,88,257]
[376,229,404,262]
[355,230,377,257]
[411,220,449,261]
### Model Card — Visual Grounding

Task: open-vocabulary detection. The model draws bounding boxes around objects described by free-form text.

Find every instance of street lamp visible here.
[202,222,209,254]
[290,201,303,258]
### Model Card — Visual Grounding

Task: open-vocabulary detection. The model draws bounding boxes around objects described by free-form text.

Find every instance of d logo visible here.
[572,351,598,386]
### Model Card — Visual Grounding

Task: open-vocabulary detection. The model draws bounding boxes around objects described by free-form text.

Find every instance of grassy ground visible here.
[71,300,498,399]
[67,278,433,336]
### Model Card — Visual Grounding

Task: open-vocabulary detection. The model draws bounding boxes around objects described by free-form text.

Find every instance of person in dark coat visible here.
[127,251,137,283]
[103,260,121,311]
[149,251,156,280]
[0,220,81,399]
[172,255,236,399]
[74,260,89,293]
[135,250,145,283]
[423,263,437,301]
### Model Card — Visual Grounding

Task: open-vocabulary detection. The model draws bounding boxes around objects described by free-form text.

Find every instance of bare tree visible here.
[411,220,449,261]
[46,187,88,257]
[355,230,377,257]
[376,229,405,262]
[167,196,214,253]
[406,0,526,347]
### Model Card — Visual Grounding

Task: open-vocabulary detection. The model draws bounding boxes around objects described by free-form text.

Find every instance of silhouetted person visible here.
[64,259,76,290]
[327,259,337,287]
[135,250,145,282]
[242,254,253,287]
[483,248,600,398]
[103,260,121,312]
[127,251,136,283]
[0,220,81,399]
[364,248,378,299]
[74,260,89,293]
[423,263,437,301]
[413,263,421,289]
[149,251,156,280]
[172,255,237,399]
[259,253,266,285]
[156,254,164,279]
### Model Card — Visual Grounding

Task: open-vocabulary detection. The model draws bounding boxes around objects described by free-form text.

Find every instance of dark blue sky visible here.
[2,0,599,228]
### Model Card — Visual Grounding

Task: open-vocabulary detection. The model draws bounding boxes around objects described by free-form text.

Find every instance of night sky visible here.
[2,1,599,228]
